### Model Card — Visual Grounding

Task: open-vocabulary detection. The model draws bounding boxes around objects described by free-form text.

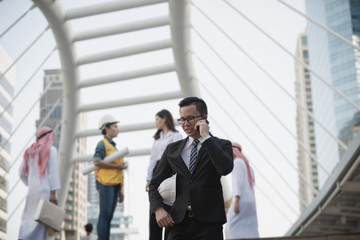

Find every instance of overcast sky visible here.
[0,0,306,239]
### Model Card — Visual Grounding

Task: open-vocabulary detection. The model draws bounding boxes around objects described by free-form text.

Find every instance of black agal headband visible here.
[37,130,53,141]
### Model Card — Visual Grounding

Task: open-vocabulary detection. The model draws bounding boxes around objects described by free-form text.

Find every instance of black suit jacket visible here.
[149,134,234,224]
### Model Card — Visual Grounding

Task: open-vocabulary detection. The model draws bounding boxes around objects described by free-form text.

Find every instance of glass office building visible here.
[295,33,319,212]
[305,0,360,187]
[0,45,15,240]
[37,69,88,240]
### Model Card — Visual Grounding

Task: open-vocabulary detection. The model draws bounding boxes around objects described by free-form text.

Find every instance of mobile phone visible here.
[197,116,209,132]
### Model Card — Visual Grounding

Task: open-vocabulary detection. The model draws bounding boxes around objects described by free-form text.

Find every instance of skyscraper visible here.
[0,45,15,240]
[295,33,319,212]
[37,69,88,240]
[305,0,360,187]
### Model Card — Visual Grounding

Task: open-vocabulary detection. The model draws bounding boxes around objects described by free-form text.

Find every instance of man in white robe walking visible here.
[18,126,61,240]
[225,142,259,239]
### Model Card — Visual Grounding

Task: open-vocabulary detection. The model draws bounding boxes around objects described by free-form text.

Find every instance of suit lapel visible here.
[191,145,204,175]
[192,134,212,175]
[173,137,191,176]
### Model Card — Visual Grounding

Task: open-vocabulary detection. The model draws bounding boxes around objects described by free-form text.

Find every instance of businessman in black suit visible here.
[149,97,234,240]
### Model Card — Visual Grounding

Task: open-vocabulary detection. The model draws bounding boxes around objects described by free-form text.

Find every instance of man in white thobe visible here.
[225,143,259,239]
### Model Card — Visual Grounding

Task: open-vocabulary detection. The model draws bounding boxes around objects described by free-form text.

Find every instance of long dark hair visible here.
[153,109,178,140]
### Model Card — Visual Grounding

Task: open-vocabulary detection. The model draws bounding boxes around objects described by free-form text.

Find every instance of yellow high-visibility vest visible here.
[96,138,124,186]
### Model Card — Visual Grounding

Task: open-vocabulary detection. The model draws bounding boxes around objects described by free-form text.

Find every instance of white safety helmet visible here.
[98,114,119,130]
[158,174,177,206]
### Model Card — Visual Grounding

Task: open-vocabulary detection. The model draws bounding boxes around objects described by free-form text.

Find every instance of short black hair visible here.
[84,223,93,233]
[178,97,208,115]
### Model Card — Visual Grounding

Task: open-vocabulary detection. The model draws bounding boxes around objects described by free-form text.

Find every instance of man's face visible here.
[179,104,201,138]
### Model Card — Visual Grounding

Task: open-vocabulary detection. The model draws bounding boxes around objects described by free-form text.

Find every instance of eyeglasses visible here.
[177,115,202,124]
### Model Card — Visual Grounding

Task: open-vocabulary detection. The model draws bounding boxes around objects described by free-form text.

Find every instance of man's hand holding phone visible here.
[195,116,209,138]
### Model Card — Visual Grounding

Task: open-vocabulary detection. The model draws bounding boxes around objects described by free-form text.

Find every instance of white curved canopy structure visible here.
[33,0,199,207]
[3,1,360,239]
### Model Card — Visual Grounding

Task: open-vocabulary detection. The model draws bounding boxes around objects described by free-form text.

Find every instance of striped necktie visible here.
[189,139,199,173]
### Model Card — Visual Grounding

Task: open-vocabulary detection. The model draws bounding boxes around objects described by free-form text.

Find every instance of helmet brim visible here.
[99,121,119,130]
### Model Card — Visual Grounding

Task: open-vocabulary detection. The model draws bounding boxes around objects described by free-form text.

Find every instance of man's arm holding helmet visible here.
[148,146,174,227]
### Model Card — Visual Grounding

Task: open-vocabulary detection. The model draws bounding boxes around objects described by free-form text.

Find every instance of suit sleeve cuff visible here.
[199,135,211,144]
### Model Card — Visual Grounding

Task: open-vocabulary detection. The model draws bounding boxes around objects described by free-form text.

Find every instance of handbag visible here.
[34,199,66,232]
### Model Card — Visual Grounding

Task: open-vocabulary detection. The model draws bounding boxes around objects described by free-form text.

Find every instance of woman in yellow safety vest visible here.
[93,114,128,240]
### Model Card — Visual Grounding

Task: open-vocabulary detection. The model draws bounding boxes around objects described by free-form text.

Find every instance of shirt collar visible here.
[187,137,202,148]
[160,130,175,139]
[104,136,116,146]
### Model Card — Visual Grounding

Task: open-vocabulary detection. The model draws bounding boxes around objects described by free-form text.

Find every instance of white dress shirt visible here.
[146,130,183,181]
[181,135,210,170]
[181,135,210,210]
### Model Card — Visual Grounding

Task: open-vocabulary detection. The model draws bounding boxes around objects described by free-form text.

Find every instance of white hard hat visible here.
[98,114,119,130]
[158,174,177,206]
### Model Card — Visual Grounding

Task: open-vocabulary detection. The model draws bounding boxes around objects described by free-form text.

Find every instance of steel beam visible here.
[65,0,167,20]
[76,39,172,66]
[168,0,199,97]
[73,16,169,42]
[72,148,152,163]
[34,0,79,209]
[78,63,176,88]
[75,121,156,138]
[78,91,182,112]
